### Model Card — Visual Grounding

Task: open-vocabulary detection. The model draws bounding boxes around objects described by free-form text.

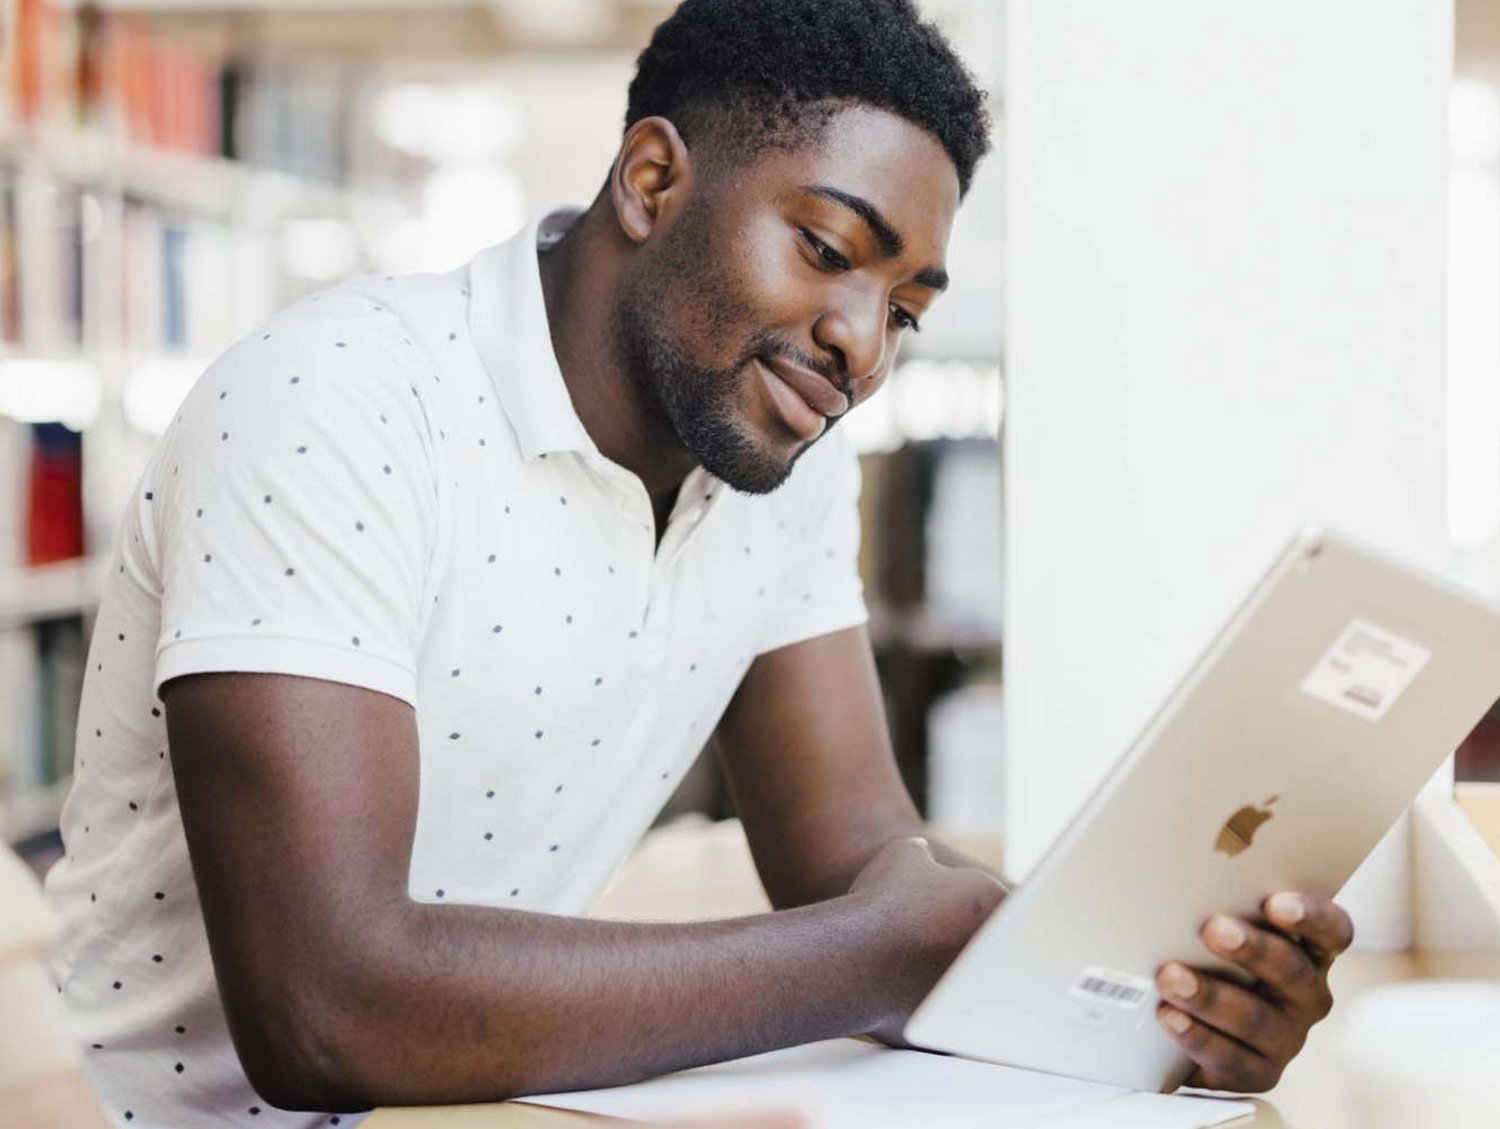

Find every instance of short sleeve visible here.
[755,429,869,655]
[149,300,441,707]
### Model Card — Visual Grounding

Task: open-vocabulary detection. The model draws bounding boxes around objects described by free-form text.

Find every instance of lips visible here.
[760,355,850,420]
[755,358,826,441]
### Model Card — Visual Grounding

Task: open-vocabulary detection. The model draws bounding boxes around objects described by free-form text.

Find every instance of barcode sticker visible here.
[1069,966,1155,1010]
[1300,618,1431,722]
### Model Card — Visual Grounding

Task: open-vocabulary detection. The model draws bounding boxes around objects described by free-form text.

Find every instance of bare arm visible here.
[715,625,1007,906]
[716,627,1359,1089]
[164,672,990,1113]
[712,614,1353,1090]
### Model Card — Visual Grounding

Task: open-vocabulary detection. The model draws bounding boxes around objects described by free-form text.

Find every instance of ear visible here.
[609,116,694,245]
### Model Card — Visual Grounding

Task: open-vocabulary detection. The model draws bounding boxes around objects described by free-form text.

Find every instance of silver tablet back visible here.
[905,527,1500,1091]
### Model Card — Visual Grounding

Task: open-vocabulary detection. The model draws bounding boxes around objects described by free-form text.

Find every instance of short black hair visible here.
[625,0,991,196]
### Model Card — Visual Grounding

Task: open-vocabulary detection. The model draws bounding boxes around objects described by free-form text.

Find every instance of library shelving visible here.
[3,0,1006,852]
[0,0,402,851]
[0,554,102,631]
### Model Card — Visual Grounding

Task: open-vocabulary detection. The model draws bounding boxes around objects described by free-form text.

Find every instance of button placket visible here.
[647,479,722,617]
[598,467,656,631]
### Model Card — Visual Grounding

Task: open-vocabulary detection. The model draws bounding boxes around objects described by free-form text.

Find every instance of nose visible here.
[812,285,889,386]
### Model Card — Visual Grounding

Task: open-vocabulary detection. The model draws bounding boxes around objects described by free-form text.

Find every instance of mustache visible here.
[743,335,854,407]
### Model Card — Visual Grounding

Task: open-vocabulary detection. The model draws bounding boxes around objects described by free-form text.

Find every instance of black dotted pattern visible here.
[47,235,868,1127]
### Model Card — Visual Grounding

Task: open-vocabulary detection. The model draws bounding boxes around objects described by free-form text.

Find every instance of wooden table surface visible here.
[366,820,1500,1129]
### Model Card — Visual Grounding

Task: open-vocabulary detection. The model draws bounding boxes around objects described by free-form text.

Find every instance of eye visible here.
[799,228,850,272]
[889,304,922,333]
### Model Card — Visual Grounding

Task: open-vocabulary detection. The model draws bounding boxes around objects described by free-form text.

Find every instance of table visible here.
[367,820,1500,1129]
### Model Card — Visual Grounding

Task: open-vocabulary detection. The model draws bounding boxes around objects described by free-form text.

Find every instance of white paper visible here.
[1014,1090,1259,1129]
[523,1039,1255,1129]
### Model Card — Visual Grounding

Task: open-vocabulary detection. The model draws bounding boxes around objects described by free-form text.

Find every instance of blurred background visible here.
[0,0,1497,868]
[0,0,1004,865]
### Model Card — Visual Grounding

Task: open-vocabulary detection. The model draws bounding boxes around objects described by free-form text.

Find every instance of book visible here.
[924,437,1003,638]
[24,421,82,565]
[0,628,41,806]
[0,169,21,344]
[0,1,374,854]
[35,613,83,784]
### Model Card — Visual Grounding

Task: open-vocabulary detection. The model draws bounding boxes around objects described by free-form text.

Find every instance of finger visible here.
[1156,962,1290,1060]
[1263,893,1355,966]
[1157,1004,1281,1093]
[1199,915,1328,1012]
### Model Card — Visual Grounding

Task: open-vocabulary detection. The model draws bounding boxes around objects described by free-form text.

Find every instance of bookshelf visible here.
[3,0,1007,854]
[660,437,1004,831]
[0,0,401,850]
[0,554,103,629]
[866,602,1002,654]
[0,125,375,220]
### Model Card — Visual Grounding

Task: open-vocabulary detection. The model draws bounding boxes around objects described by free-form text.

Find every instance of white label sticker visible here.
[1299,618,1431,722]
[1069,966,1154,1010]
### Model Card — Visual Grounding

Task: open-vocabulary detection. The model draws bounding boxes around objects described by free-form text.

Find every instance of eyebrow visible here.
[914,265,950,292]
[802,184,949,292]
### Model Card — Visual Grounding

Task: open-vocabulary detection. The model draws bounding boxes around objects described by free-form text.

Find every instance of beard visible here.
[612,214,829,496]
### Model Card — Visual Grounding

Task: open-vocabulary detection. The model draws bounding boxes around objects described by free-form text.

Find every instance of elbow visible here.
[227,991,377,1113]
[211,901,558,1108]
[238,1035,533,1113]
[222,958,535,1111]
[219,941,404,1113]
[212,909,414,1111]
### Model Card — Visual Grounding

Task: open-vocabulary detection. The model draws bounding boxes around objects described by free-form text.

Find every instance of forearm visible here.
[263,891,894,1110]
[753,818,1010,910]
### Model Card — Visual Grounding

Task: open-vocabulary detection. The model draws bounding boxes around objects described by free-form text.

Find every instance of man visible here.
[3,840,797,1129]
[45,1,1353,1125]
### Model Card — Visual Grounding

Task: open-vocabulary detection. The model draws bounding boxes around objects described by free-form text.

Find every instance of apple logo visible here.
[1215,795,1280,857]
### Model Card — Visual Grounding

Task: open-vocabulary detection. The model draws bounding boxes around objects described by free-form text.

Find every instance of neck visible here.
[537,205,697,511]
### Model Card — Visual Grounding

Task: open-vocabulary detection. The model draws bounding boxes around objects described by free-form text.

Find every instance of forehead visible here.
[716,104,961,251]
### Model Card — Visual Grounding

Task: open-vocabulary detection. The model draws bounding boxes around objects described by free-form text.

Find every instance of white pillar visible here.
[1004,0,1453,950]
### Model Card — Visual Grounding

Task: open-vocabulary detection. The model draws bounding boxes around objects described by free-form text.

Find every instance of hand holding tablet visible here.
[906,527,1500,1092]
[1155,891,1354,1091]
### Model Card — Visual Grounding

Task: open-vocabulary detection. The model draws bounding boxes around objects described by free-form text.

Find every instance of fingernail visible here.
[1161,963,1197,1000]
[1162,1008,1192,1035]
[1268,892,1305,924]
[1208,915,1247,951]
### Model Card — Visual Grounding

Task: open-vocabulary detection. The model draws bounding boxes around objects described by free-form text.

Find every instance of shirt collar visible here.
[467,207,598,463]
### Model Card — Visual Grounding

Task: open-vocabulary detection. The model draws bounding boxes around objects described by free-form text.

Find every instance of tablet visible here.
[904,526,1500,1092]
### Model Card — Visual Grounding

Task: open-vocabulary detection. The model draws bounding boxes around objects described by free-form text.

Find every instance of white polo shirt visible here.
[44,208,868,1129]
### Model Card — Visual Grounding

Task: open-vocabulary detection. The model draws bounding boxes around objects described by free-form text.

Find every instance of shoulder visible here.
[166,272,467,454]
[215,269,460,382]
